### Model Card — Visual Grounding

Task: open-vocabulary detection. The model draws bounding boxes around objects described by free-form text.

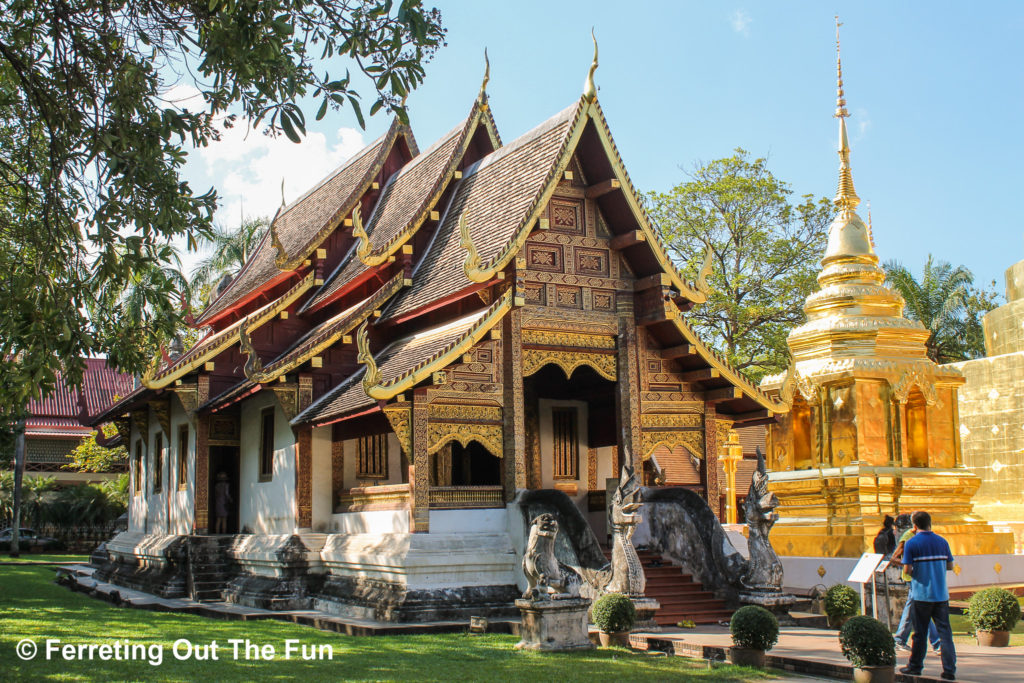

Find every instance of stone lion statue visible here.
[522,513,578,600]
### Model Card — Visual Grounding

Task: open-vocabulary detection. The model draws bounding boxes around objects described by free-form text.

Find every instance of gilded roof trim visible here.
[459,98,710,304]
[142,272,315,389]
[240,272,409,384]
[665,301,790,414]
[358,288,513,400]
[354,100,499,268]
[273,119,414,270]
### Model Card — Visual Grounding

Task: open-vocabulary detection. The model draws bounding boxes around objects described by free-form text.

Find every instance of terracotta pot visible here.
[828,614,851,629]
[852,665,895,683]
[598,631,631,648]
[976,630,1011,647]
[728,647,766,668]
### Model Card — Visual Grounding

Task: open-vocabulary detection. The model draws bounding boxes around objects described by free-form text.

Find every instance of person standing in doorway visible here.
[874,514,897,556]
[214,471,232,534]
[900,510,956,680]
[890,513,940,652]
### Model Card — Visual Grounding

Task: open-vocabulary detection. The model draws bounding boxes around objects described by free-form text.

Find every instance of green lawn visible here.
[950,613,1024,646]
[0,553,89,564]
[0,566,774,682]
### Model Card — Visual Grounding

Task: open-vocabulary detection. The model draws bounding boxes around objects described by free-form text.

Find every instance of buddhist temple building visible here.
[951,254,1024,552]
[90,52,790,619]
[759,29,1013,559]
[3,358,134,485]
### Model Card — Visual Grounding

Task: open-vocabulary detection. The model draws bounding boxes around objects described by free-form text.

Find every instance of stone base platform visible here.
[515,597,593,651]
[56,564,521,637]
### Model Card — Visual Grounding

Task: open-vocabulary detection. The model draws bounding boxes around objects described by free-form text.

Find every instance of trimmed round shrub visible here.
[967,587,1021,632]
[824,584,859,620]
[729,605,779,651]
[592,593,637,633]
[839,615,896,668]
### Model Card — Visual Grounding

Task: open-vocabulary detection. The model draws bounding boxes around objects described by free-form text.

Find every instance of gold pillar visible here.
[410,388,430,533]
[721,430,743,525]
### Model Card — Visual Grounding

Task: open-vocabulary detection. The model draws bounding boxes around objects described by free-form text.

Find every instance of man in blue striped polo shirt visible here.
[900,510,956,680]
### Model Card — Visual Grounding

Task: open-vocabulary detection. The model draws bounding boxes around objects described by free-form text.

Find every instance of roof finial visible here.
[479,48,490,102]
[583,29,598,102]
[833,16,859,211]
[280,177,286,207]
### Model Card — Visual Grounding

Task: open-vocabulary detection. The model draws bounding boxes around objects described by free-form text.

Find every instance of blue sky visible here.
[180,1,1024,295]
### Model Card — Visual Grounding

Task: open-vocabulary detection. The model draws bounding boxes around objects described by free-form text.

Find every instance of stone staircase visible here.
[186,536,234,603]
[635,550,732,626]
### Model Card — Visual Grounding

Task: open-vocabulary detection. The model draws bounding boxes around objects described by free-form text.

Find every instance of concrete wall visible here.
[238,392,296,534]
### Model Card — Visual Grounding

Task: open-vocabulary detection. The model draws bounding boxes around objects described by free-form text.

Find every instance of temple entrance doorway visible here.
[208,445,240,534]
[525,363,617,538]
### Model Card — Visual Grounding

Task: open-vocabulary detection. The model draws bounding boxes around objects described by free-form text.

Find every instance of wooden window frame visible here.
[152,432,163,494]
[357,433,389,480]
[177,424,189,490]
[259,407,275,482]
[133,441,143,495]
[552,407,579,480]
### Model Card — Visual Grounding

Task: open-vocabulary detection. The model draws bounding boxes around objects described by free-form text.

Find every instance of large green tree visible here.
[0,0,445,416]
[883,256,999,363]
[646,149,834,382]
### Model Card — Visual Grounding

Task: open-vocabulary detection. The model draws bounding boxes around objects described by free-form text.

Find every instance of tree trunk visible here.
[10,419,25,558]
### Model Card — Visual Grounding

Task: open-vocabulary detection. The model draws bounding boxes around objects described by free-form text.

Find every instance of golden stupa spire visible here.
[833,17,859,211]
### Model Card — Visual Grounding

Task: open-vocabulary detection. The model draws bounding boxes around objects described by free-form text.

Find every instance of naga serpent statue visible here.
[520,465,645,601]
[740,448,784,594]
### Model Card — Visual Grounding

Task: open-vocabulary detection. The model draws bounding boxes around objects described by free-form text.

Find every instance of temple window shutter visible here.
[259,408,275,481]
[357,434,389,479]
[552,407,579,480]
[153,433,163,494]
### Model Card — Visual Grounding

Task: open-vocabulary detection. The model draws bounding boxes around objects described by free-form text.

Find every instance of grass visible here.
[949,613,1024,646]
[0,565,775,682]
[0,553,89,564]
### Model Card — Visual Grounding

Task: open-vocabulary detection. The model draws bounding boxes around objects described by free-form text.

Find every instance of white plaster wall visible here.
[128,428,147,533]
[340,433,403,488]
[239,393,296,534]
[538,399,589,510]
[311,426,332,532]
[330,509,410,534]
[429,508,506,533]
[143,403,171,534]
[167,398,195,535]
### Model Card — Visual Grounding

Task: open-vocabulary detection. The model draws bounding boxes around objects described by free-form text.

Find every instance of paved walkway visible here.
[632,625,1024,683]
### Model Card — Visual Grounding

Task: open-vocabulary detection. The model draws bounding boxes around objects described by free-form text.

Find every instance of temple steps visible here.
[635,551,732,626]
[186,536,233,602]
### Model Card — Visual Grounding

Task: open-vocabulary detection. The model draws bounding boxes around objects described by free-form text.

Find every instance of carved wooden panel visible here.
[592,289,615,312]
[209,415,239,445]
[554,285,582,309]
[522,282,546,305]
[575,247,609,277]
[549,198,583,234]
[526,243,563,273]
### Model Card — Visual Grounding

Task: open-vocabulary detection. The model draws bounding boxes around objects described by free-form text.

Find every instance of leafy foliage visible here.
[729,605,779,651]
[883,255,999,363]
[839,616,896,667]
[0,0,445,425]
[190,216,269,306]
[967,587,1021,632]
[824,584,859,620]
[592,592,637,633]
[646,149,833,382]
[64,432,128,473]
[1,470,126,527]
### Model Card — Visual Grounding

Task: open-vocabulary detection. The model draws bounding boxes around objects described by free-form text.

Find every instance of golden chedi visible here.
[758,29,1013,558]
[951,254,1024,546]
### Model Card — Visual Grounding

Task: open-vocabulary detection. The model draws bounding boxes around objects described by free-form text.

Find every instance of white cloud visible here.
[730,10,752,37]
[164,83,365,226]
[854,107,871,141]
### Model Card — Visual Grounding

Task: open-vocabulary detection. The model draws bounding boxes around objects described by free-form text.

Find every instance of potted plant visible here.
[592,592,636,647]
[728,605,779,668]
[966,587,1021,647]
[839,615,896,683]
[824,583,859,628]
